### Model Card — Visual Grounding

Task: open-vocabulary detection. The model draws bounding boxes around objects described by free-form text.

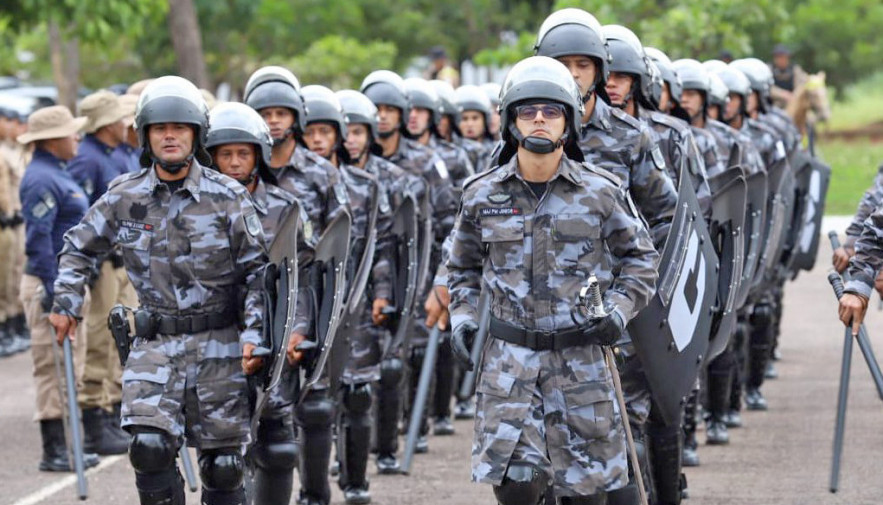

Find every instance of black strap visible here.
[489,316,592,351]
[154,310,237,335]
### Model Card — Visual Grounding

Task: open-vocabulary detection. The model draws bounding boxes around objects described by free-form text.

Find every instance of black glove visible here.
[41,293,53,314]
[451,320,479,371]
[582,311,625,346]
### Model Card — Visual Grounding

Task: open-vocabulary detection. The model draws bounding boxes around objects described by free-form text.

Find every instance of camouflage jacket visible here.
[579,98,677,248]
[454,134,493,174]
[846,205,883,298]
[762,108,802,155]
[269,144,350,243]
[845,164,883,247]
[708,119,766,176]
[428,136,474,192]
[52,162,268,347]
[341,164,393,301]
[742,118,787,169]
[692,126,726,179]
[639,108,713,217]
[447,155,659,332]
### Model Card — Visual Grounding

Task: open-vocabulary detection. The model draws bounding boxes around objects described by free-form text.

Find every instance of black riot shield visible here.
[382,194,419,358]
[705,170,747,362]
[735,171,768,309]
[345,182,381,316]
[779,149,814,275]
[790,157,831,273]
[754,157,796,289]
[628,175,720,426]
[250,203,301,437]
[299,212,352,402]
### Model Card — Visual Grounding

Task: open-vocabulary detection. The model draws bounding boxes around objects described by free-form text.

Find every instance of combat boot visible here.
[108,402,132,444]
[705,419,729,445]
[11,315,31,353]
[375,453,400,474]
[39,419,100,472]
[0,322,12,357]
[764,361,779,379]
[454,399,475,419]
[433,416,455,436]
[682,437,700,467]
[83,407,128,454]
[744,388,768,411]
[723,410,742,428]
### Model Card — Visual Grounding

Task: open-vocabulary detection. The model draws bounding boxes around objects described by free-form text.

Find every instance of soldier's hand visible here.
[242,343,265,375]
[582,312,625,346]
[424,286,450,330]
[451,320,479,371]
[839,293,869,336]
[372,298,391,326]
[832,246,853,274]
[286,333,308,365]
[49,313,77,345]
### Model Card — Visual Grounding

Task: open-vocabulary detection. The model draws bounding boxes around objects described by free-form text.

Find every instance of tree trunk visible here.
[167,0,210,89]
[47,21,80,112]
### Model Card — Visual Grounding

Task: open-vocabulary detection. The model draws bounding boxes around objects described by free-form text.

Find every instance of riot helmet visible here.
[602,25,655,110]
[360,70,409,137]
[534,8,610,102]
[702,59,728,74]
[673,58,711,121]
[706,73,730,109]
[714,67,751,121]
[404,78,442,125]
[481,82,502,109]
[134,75,211,172]
[431,79,461,137]
[497,56,584,163]
[206,102,273,185]
[337,89,383,159]
[455,84,494,141]
[731,58,772,112]
[243,66,307,141]
[645,47,683,107]
[302,84,350,164]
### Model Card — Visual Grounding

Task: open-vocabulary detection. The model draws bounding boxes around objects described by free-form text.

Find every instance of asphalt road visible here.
[2,239,881,504]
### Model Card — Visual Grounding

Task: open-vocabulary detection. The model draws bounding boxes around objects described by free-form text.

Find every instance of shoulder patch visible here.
[245,211,262,238]
[379,190,391,214]
[82,177,95,197]
[651,145,666,170]
[775,140,786,161]
[333,182,349,206]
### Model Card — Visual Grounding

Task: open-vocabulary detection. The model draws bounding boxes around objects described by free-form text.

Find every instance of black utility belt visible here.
[489,317,590,351]
[134,308,237,338]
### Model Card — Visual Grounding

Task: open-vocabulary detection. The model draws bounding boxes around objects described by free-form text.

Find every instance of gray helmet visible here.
[403,77,443,126]
[730,58,770,112]
[206,102,272,167]
[454,84,494,140]
[534,8,610,94]
[702,59,728,74]
[706,73,730,109]
[430,79,461,124]
[673,59,710,93]
[243,66,307,136]
[135,75,211,168]
[498,56,584,162]
[360,70,410,113]
[336,89,379,139]
[602,25,656,109]
[480,82,502,108]
[302,85,349,163]
[714,67,751,119]
[645,47,683,105]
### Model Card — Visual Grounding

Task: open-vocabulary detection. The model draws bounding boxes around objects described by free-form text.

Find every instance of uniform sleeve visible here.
[845,169,883,246]
[433,234,454,287]
[52,194,116,317]
[0,158,11,216]
[22,183,63,297]
[371,189,395,301]
[230,195,269,348]
[845,209,883,298]
[601,188,660,322]
[425,154,458,244]
[683,131,713,219]
[446,192,483,329]
[629,127,677,249]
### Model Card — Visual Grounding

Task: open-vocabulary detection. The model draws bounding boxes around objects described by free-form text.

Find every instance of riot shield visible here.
[382,194,419,358]
[779,149,814,275]
[299,212,352,401]
[735,171,767,309]
[628,175,720,426]
[790,157,831,272]
[345,182,381,315]
[249,203,301,437]
[753,157,796,290]
[705,170,747,362]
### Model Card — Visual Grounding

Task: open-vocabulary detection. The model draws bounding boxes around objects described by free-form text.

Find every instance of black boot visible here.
[745,303,773,411]
[648,409,684,505]
[83,407,128,454]
[432,334,456,436]
[681,390,700,467]
[39,419,100,472]
[706,351,733,445]
[339,385,373,505]
[728,320,748,419]
[375,358,402,474]
[106,402,133,446]
[296,391,335,505]
[0,322,12,357]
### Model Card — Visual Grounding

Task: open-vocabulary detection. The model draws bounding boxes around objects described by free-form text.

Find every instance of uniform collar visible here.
[31,148,68,170]
[250,178,269,216]
[147,161,203,202]
[82,134,115,156]
[495,154,583,187]
[583,97,613,132]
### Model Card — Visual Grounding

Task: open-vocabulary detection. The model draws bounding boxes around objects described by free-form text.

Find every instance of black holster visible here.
[108,305,132,366]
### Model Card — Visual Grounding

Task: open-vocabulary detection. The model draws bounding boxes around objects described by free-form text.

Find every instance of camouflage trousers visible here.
[121,326,250,449]
[473,337,627,497]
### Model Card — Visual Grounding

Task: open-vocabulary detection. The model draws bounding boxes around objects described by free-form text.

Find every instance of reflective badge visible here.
[379,191,391,214]
[303,220,314,242]
[479,207,521,217]
[245,212,262,238]
[334,182,349,206]
[31,192,57,219]
[83,178,94,198]
[775,141,786,161]
[488,192,511,204]
[651,145,666,170]
[435,160,449,179]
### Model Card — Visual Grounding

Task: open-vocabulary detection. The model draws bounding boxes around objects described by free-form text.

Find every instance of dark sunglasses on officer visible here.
[514,103,566,121]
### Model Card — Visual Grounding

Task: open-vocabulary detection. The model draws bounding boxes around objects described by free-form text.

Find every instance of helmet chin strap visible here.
[377,126,398,139]
[235,168,258,186]
[507,123,566,155]
[151,146,194,175]
[271,126,297,146]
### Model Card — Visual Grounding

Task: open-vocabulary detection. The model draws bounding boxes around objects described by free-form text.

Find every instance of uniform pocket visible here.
[189,229,233,282]
[117,228,152,276]
[121,364,170,417]
[562,381,615,441]
[196,373,248,438]
[475,371,522,445]
[551,214,602,272]
[481,214,524,270]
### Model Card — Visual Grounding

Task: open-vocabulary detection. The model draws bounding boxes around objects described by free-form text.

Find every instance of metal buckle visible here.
[526,329,554,351]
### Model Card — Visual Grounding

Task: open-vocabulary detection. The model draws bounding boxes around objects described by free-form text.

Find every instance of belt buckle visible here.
[527,329,554,351]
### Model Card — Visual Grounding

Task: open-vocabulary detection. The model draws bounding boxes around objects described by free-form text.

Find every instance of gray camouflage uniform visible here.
[455,135,493,174]
[845,205,883,298]
[845,164,883,249]
[692,126,726,179]
[428,136,474,193]
[447,155,659,497]
[52,163,267,448]
[579,98,677,248]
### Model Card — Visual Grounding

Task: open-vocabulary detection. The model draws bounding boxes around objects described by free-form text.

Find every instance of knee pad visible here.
[409,346,426,367]
[252,418,297,471]
[750,304,773,326]
[295,393,335,428]
[343,383,373,415]
[492,462,549,505]
[199,448,245,492]
[379,358,403,386]
[129,429,177,474]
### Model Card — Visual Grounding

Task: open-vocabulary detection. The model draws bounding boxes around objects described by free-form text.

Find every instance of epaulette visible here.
[580,161,622,187]
[462,164,502,191]
[107,167,148,190]
[648,111,690,134]
[203,166,251,198]
[609,106,643,130]
[265,183,297,205]
[344,164,377,182]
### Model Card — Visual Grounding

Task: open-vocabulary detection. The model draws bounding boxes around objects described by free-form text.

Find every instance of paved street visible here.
[2,240,882,505]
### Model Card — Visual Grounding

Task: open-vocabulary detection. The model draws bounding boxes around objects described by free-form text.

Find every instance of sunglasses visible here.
[514,103,566,121]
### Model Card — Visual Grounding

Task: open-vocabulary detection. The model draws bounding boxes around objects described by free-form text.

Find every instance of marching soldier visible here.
[839,208,883,335]
[18,106,101,472]
[480,82,503,141]
[51,76,268,505]
[111,93,144,174]
[454,85,496,171]
[447,55,659,505]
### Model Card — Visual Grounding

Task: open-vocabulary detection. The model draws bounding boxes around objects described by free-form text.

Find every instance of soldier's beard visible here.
[272,127,296,146]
